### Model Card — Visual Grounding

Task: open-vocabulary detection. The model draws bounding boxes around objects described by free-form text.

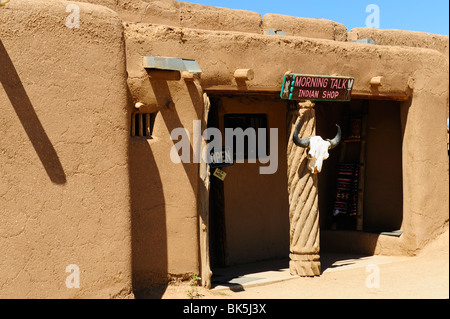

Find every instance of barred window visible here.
[131,112,156,138]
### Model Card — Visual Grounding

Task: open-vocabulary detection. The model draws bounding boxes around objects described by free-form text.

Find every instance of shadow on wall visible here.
[129,135,168,298]
[129,78,203,298]
[149,78,198,194]
[0,40,66,184]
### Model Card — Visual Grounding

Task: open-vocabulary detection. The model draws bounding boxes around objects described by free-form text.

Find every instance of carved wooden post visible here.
[287,101,321,276]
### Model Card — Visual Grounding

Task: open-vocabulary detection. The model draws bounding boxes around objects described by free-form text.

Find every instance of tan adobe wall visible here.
[75,0,263,33]
[1,0,448,296]
[0,0,132,298]
[349,27,449,58]
[76,0,350,41]
[125,22,448,261]
[125,22,443,94]
[127,79,203,288]
[263,14,347,41]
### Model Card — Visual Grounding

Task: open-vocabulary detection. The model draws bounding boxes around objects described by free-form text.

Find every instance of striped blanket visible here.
[333,163,359,217]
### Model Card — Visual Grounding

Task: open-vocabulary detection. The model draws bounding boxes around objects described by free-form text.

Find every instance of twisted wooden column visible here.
[287,102,320,276]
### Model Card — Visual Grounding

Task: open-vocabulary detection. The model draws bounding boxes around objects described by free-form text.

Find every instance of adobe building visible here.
[1,0,448,298]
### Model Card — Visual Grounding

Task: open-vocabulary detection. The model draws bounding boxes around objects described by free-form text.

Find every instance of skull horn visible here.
[327,124,342,149]
[293,120,310,148]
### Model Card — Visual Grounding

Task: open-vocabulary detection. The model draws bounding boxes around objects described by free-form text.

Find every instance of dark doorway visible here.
[207,94,290,269]
[208,98,227,268]
[316,99,404,233]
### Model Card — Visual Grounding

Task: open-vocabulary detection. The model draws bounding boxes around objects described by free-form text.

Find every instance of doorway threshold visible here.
[210,258,293,292]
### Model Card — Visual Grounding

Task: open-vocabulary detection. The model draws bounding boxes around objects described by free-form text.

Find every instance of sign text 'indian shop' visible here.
[281,74,354,102]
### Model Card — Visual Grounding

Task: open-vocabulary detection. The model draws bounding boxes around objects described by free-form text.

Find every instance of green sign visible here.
[281,73,354,102]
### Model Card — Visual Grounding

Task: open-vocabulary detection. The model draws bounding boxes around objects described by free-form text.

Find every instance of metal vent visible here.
[264,29,287,36]
[350,39,375,44]
[143,56,202,74]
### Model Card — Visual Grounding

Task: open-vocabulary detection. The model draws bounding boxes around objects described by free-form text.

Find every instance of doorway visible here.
[316,99,404,233]
[207,94,290,270]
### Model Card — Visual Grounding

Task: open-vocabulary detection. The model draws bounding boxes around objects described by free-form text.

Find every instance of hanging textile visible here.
[333,163,359,217]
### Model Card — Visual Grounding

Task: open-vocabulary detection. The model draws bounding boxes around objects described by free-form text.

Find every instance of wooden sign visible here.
[281,73,354,102]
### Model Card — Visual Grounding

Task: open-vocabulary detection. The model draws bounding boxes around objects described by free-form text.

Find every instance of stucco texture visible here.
[1,0,448,298]
[0,0,132,298]
[125,21,449,257]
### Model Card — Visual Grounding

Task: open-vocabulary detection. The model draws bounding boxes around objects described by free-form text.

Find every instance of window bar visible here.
[145,113,151,136]
[131,113,136,137]
[138,113,143,137]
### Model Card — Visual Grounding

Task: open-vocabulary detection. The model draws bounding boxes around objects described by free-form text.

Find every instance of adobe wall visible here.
[0,0,132,298]
[127,75,203,288]
[76,0,349,41]
[75,0,263,33]
[125,22,448,262]
[349,27,449,58]
[124,22,444,94]
[349,27,449,118]
[262,14,347,41]
[1,0,448,296]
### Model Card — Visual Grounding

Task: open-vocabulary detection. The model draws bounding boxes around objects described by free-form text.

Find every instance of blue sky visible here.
[185,0,449,35]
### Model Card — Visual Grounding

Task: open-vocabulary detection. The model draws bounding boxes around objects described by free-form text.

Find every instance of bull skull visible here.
[293,122,341,174]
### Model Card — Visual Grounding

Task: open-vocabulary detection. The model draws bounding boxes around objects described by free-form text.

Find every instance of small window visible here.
[224,113,268,160]
[131,112,156,138]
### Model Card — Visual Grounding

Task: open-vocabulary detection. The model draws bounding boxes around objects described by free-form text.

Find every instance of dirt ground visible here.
[152,227,449,299]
